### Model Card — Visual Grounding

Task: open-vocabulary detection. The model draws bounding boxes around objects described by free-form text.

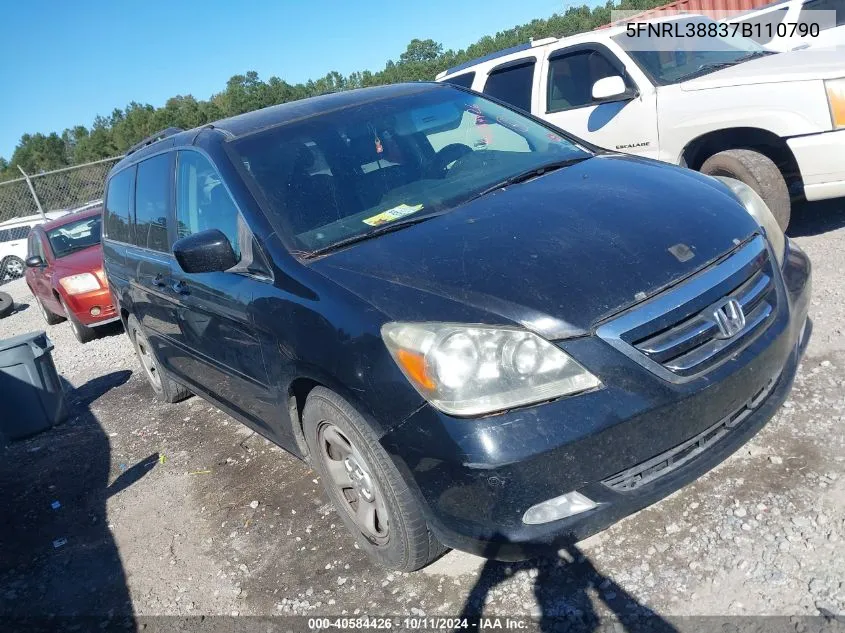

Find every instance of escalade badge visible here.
[712,298,746,339]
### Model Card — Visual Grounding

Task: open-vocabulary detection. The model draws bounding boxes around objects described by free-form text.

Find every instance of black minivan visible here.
[102,83,811,571]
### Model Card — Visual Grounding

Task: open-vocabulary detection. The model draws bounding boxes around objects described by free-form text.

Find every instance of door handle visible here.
[171,279,189,295]
[151,273,166,288]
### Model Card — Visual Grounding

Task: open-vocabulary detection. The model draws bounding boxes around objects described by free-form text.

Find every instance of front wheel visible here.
[60,296,96,343]
[35,293,65,325]
[303,387,446,571]
[700,149,791,231]
[126,314,191,403]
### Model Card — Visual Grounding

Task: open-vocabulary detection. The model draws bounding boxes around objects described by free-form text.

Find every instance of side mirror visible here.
[25,255,44,268]
[173,229,237,274]
[592,76,637,102]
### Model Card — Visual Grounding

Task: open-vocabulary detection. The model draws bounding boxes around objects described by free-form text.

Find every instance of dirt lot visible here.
[1,201,844,631]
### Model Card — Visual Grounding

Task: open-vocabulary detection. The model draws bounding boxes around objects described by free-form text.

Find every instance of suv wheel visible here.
[303,387,446,571]
[700,149,791,230]
[1,256,24,281]
[126,314,191,403]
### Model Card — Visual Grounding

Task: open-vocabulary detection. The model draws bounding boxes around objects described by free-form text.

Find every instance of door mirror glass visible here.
[173,229,237,274]
[592,76,629,101]
[25,255,44,268]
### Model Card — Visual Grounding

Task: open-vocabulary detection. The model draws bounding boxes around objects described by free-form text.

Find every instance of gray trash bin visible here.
[0,331,67,440]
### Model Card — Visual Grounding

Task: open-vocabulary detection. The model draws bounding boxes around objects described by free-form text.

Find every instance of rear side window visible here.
[134,154,172,252]
[104,168,134,244]
[443,72,475,89]
[482,59,535,112]
[0,226,29,242]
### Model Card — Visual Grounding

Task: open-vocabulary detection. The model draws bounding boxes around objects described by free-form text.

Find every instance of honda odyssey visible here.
[102,83,811,571]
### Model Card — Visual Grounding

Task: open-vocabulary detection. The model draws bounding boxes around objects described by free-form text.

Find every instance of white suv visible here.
[436,14,845,228]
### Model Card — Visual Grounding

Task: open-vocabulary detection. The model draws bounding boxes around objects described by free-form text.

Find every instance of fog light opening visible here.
[522,491,596,525]
[89,306,102,316]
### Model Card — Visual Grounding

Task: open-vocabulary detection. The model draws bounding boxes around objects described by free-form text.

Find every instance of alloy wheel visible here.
[318,422,390,545]
[5,257,24,278]
[134,328,162,391]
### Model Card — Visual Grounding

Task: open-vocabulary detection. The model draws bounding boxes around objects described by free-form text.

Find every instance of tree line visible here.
[0,0,665,182]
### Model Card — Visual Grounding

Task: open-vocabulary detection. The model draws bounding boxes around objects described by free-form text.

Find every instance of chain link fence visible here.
[0,156,123,225]
[0,156,122,285]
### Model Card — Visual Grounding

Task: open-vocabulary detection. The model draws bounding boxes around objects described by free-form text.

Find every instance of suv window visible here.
[104,167,134,244]
[134,154,172,252]
[176,151,242,262]
[443,72,475,89]
[0,226,30,242]
[547,49,620,112]
[482,59,535,112]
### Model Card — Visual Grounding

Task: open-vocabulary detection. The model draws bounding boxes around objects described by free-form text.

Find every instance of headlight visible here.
[714,176,786,267]
[59,272,100,295]
[381,323,601,416]
[825,78,845,129]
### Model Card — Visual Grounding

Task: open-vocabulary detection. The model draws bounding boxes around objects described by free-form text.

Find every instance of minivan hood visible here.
[680,49,845,91]
[313,155,759,339]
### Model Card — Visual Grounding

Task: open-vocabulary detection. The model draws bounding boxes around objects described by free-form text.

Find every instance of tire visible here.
[1,256,25,281]
[303,387,446,571]
[700,149,791,231]
[126,314,191,403]
[35,292,64,325]
[60,296,97,344]
[0,291,13,319]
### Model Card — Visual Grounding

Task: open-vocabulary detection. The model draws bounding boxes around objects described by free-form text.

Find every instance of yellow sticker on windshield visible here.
[362,204,424,227]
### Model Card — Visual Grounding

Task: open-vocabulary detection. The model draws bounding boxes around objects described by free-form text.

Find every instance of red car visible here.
[24,207,119,343]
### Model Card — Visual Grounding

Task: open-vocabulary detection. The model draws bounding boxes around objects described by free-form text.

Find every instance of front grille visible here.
[602,373,779,492]
[596,235,779,382]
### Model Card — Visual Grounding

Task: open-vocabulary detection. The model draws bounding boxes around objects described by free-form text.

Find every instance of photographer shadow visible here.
[0,370,151,631]
[457,534,677,633]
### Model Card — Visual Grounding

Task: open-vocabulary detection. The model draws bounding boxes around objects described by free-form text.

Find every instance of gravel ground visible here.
[0,200,843,630]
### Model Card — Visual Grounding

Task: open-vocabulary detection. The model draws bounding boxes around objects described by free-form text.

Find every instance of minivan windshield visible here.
[230,87,591,254]
[613,17,774,85]
[47,215,102,258]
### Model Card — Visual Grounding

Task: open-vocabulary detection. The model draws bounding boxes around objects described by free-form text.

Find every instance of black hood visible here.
[312,155,760,339]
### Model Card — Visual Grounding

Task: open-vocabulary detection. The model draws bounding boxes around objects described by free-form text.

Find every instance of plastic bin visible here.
[0,331,67,440]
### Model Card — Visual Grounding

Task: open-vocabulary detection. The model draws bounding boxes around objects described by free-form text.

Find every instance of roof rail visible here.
[438,36,559,78]
[126,127,184,155]
[439,41,535,78]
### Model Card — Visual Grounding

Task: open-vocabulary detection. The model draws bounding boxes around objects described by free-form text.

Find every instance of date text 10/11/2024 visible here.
[307,617,529,630]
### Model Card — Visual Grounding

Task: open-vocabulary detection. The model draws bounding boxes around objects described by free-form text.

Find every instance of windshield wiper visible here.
[467,156,591,203]
[303,211,449,258]
[734,50,776,63]
[677,61,739,81]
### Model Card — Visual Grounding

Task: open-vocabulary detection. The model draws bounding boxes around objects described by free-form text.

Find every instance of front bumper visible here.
[380,242,811,559]
[62,287,118,327]
[787,128,845,201]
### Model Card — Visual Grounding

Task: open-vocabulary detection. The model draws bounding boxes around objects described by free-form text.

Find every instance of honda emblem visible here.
[712,298,746,339]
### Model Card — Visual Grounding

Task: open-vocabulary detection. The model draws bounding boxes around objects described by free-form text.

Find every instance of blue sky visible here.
[0,0,582,160]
